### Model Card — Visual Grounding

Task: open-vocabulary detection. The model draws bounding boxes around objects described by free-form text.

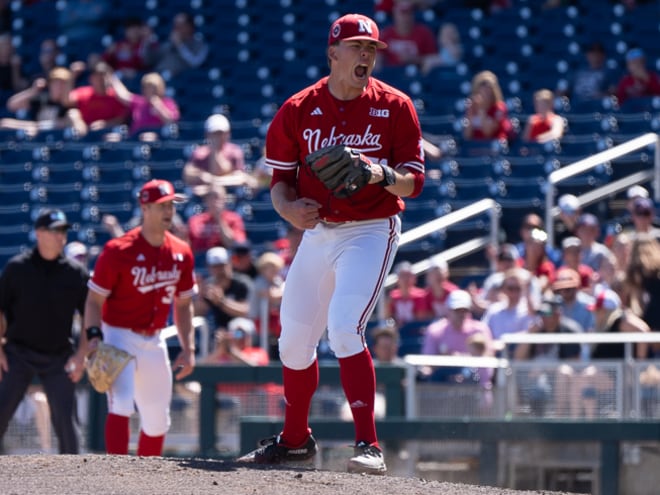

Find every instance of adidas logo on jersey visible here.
[310,107,323,116]
[349,400,368,409]
[137,254,145,261]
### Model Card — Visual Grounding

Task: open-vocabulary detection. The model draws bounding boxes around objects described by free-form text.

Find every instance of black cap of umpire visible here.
[34,208,71,230]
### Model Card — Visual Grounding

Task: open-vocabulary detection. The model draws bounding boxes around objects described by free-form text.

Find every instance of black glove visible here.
[306,144,372,198]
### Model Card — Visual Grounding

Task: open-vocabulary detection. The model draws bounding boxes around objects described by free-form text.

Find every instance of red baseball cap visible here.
[139,179,187,205]
[328,14,387,49]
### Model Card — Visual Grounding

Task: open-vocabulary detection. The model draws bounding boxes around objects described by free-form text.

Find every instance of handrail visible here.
[161,316,211,357]
[499,331,660,361]
[545,132,660,247]
[377,198,500,320]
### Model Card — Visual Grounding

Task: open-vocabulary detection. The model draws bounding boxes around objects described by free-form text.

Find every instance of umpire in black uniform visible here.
[0,209,89,454]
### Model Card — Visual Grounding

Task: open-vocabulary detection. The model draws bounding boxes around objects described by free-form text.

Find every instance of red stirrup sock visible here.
[105,413,130,455]
[137,430,165,457]
[281,359,319,447]
[339,349,379,448]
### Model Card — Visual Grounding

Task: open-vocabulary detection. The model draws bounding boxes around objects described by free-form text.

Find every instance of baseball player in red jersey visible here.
[239,13,425,474]
[82,179,196,456]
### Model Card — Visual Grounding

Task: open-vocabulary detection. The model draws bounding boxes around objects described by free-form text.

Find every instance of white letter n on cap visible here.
[357,19,373,34]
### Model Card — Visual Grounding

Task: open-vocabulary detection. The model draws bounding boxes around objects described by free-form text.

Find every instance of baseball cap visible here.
[497,243,519,262]
[204,114,230,134]
[552,267,580,291]
[447,290,472,310]
[588,288,621,311]
[633,197,654,216]
[627,185,649,200]
[394,260,413,275]
[34,208,71,230]
[537,295,563,316]
[228,317,256,337]
[138,179,187,205]
[429,256,448,272]
[206,246,229,266]
[328,14,387,49]
[561,236,582,250]
[558,194,580,215]
[577,213,599,228]
[626,48,645,62]
[64,241,88,259]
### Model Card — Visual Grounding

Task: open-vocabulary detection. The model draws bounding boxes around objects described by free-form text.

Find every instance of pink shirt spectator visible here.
[128,93,179,135]
[189,143,245,173]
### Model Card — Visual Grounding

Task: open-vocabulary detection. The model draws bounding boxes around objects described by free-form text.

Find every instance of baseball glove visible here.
[85,342,134,393]
[306,144,372,198]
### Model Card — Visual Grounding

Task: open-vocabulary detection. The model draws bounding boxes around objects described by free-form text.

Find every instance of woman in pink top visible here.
[110,71,179,137]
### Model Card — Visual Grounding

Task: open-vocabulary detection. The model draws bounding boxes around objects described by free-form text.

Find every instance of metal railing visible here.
[377,198,500,320]
[545,132,660,247]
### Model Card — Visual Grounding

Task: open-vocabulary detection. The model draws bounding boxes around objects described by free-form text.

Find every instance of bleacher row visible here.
[1,0,659,271]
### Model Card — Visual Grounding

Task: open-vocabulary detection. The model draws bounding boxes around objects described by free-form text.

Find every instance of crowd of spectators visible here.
[0,0,659,431]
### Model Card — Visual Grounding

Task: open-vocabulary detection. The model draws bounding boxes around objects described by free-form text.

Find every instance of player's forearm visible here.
[270,181,298,219]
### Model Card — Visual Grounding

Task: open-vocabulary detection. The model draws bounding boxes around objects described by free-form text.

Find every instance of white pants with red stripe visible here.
[278,216,400,370]
[102,324,172,436]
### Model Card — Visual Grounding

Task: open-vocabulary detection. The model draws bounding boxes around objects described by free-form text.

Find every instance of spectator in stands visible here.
[28,39,63,83]
[1,67,86,136]
[0,33,27,97]
[513,295,582,416]
[248,251,285,360]
[187,183,247,256]
[559,237,594,291]
[557,42,614,105]
[182,114,257,190]
[462,70,513,143]
[474,243,522,313]
[193,246,252,334]
[376,1,437,70]
[370,323,404,365]
[57,0,111,58]
[68,61,129,134]
[231,241,258,281]
[421,290,494,385]
[568,287,650,418]
[109,70,180,138]
[551,267,594,335]
[481,267,535,340]
[555,194,582,248]
[589,287,649,360]
[515,213,560,267]
[628,198,660,239]
[101,17,157,81]
[521,89,565,144]
[147,12,209,78]
[520,228,556,294]
[626,235,660,339]
[423,257,458,319]
[575,213,612,271]
[203,317,268,367]
[385,261,431,325]
[615,48,660,107]
[421,22,463,75]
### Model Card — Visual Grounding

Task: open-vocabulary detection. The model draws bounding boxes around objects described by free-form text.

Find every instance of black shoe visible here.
[237,434,318,464]
[347,441,387,475]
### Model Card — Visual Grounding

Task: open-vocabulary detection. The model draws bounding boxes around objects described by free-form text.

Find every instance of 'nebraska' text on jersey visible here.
[265,76,425,222]
[88,227,196,330]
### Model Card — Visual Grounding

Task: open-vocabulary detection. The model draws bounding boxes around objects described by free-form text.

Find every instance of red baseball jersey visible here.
[89,227,196,331]
[266,76,424,222]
